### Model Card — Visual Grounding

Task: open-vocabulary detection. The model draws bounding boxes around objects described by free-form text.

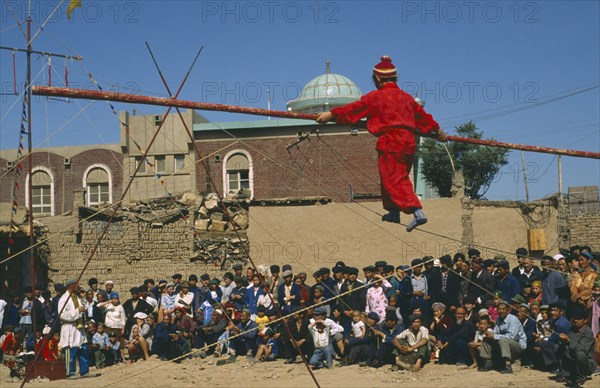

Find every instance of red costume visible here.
[331,82,440,214]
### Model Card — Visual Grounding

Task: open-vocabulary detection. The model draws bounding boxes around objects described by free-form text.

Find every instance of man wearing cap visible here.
[479,300,527,374]
[122,287,153,337]
[332,265,345,295]
[58,279,89,378]
[232,263,243,278]
[428,255,461,311]
[316,56,447,232]
[556,307,596,386]
[339,267,365,310]
[393,314,430,371]
[537,302,571,373]
[362,265,376,286]
[171,274,183,294]
[511,247,529,278]
[369,311,405,368]
[278,269,301,314]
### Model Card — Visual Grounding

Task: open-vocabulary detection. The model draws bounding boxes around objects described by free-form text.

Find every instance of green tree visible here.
[419,122,509,199]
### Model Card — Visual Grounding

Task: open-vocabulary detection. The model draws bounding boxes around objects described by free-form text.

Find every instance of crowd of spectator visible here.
[0,245,599,387]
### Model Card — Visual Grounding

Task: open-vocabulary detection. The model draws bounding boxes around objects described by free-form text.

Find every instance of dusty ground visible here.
[3,355,599,388]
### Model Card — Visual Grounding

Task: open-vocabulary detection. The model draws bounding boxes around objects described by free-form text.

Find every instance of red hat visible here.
[373,56,396,78]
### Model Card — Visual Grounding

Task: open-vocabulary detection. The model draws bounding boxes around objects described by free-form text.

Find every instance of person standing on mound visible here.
[316,56,448,232]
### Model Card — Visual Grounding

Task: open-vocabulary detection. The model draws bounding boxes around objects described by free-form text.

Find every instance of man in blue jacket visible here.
[495,261,521,301]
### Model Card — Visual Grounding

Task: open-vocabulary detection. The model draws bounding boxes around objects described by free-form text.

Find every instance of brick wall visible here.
[568,213,600,248]
[1,149,123,216]
[195,132,381,200]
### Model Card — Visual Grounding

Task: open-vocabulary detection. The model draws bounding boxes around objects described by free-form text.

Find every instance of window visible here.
[135,156,146,173]
[30,169,53,216]
[227,170,249,192]
[224,151,253,197]
[174,154,185,171]
[155,155,166,173]
[85,167,110,205]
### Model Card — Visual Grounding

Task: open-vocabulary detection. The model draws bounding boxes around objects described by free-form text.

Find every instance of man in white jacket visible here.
[58,279,89,378]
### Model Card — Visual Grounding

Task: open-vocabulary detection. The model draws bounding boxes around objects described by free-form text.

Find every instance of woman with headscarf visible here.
[365,274,392,323]
[126,312,151,362]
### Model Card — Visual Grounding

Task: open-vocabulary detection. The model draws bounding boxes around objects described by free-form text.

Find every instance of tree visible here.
[419,122,509,199]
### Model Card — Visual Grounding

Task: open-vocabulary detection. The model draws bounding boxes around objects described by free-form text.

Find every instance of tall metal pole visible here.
[26,12,36,328]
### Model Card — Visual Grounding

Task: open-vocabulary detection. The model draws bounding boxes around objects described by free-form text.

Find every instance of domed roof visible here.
[287,61,362,114]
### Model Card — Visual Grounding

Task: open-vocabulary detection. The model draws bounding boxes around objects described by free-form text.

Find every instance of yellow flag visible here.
[67,0,82,19]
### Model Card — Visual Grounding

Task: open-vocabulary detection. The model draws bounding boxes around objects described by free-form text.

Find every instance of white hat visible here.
[552,254,565,261]
[105,280,114,285]
[214,309,223,316]
[134,312,148,320]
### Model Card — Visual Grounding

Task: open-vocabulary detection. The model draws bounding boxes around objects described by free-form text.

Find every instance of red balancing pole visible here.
[31,86,600,160]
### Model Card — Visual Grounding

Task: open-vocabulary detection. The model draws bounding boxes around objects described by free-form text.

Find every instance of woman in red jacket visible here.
[317,56,447,232]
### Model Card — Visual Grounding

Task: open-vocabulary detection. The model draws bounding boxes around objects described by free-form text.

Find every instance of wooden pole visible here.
[520,151,530,202]
[31,86,600,160]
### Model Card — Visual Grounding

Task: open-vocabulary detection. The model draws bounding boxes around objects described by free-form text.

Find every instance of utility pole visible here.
[520,151,530,202]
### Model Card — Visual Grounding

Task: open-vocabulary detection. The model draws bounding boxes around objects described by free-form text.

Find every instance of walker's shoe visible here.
[500,365,513,374]
[382,209,400,223]
[479,360,493,372]
[216,355,237,366]
[284,358,295,364]
[406,209,427,232]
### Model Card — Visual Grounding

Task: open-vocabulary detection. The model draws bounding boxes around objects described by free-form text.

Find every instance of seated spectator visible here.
[393,314,430,372]
[538,302,571,373]
[478,300,527,374]
[345,312,377,365]
[223,310,258,363]
[469,315,493,369]
[126,312,151,363]
[368,310,404,368]
[199,309,227,355]
[151,314,180,361]
[107,332,122,365]
[556,307,596,386]
[252,327,278,364]
[284,308,313,364]
[439,306,475,366]
[516,303,536,368]
[255,305,270,333]
[309,308,334,370]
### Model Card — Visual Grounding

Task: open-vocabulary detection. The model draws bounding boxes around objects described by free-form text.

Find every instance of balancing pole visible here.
[32,86,600,160]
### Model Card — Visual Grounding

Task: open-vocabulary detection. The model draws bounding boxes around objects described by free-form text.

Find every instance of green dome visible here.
[287,62,362,114]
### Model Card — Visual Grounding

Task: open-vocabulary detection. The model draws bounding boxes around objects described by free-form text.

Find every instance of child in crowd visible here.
[308,308,333,370]
[312,286,330,317]
[107,333,122,365]
[255,305,270,333]
[468,316,492,369]
[529,281,543,304]
[351,310,366,340]
[257,283,273,313]
[252,328,278,364]
[92,323,110,368]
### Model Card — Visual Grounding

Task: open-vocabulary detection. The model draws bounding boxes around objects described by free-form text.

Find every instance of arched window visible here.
[26,167,54,216]
[83,165,112,205]
[223,150,253,197]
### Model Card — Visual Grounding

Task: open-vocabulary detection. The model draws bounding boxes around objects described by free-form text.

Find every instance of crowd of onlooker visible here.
[0,245,599,387]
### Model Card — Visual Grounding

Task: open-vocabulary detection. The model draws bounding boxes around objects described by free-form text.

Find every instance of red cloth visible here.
[331,83,440,213]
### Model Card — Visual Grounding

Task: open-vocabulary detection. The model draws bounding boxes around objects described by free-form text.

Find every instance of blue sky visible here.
[1,0,598,200]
